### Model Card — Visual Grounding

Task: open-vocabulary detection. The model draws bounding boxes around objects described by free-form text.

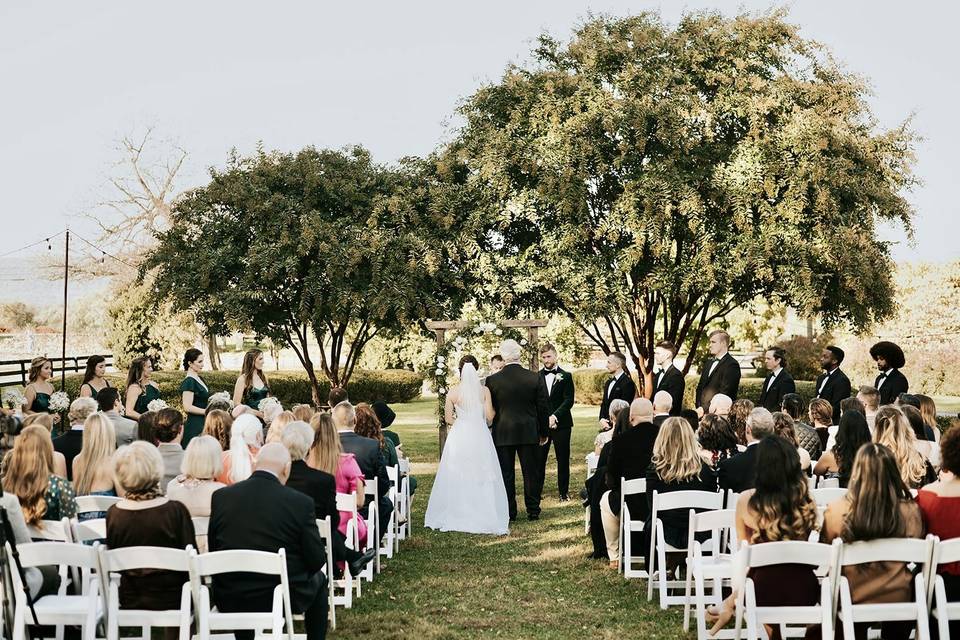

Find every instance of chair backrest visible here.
[193,548,288,578]
[622,478,647,496]
[934,537,960,567]
[71,518,106,543]
[386,466,399,498]
[14,540,100,570]
[398,458,410,474]
[336,492,358,512]
[75,494,121,514]
[839,536,934,568]
[652,490,723,515]
[747,540,837,569]
[818,476,840,489]
[725,489,740,510]
[689,508,736,534]
[364,477,378,497]
[101,545,193,572]
[807,475,818,492]
[192,516,210,537]
[811,487,847,507]
[27,516,72,541]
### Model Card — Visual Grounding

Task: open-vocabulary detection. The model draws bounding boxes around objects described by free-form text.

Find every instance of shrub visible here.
[572,369,641,405]
[754,334,834,382]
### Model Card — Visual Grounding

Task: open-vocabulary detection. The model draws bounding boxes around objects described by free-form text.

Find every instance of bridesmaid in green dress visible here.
[22,357,59,426]
[124,357,162,421]
[232,349,271,421]
[180,348,208,448]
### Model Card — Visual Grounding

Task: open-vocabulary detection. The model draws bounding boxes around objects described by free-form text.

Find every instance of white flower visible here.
[435,368,444,375]
[436,355,446,363]
[209,391,233,407]
[2,390,26,410]
[258,397,282,413]
[520,338,528,346]
[473,327,482,334]
[494,328,503,336]
[48,391,71,413]
[147,398,168,412]
[438,387,446,394]
[484,322,497,331]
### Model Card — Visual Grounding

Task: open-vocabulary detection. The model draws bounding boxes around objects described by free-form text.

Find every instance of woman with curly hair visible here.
[727,398,754,447]
[870,340,908,405]
[355,402,398,467]
[708,436,819,636]
[874,406,935,489]
[772,412,811,472]
[808,397,834,453]
[2,426,78,528]
[813,410,872,488]
[821,443,924,639]
[202,409,233,450]
[697,414,740,470]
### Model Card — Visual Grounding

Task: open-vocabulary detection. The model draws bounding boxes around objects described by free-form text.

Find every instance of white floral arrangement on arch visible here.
[2,390,27,410]
[48,391,71,413]
[147,398,169,412]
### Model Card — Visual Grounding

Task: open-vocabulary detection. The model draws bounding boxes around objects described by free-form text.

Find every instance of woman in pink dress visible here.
[308,412,367,547]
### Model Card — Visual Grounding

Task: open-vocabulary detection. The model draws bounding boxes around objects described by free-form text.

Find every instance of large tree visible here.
[147,145,466,403]
[448,10,917,381]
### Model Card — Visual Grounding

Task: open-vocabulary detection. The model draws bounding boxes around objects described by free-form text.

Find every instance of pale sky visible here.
[2,1,957,266]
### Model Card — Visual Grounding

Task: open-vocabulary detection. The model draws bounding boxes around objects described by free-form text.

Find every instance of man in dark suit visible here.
[652,340,685,416]
[333,402,393,542]
[695,330,741,416]
[815,346,852,424]
[651,391,672,428]
[486,339,550,521]
[281,421,375,576]
[599,352,637,427]
[208,443,328,640]
[758,347,796,413]
[53,398,94,479]
[870,341,909,405]
[537,343,575,501]
[718,408,775,493]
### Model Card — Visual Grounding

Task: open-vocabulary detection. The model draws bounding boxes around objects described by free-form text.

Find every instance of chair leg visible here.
[935,577,950,640]
[683,555,694,630]
[657,525,669,610]
[839,579,855,640]
[647,524,657,601]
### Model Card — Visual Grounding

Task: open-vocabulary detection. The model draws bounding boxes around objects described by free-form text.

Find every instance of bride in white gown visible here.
[424,358,510,535]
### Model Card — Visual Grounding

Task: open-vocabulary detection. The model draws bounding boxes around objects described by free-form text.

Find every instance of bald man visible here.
[209,443,329,640]
[652,391,673,428]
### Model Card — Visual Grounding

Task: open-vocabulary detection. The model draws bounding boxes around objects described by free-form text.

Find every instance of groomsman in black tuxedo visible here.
[758,347,796,413]
[651,340,685,416]
[537,343,575,501]
[869,341,909,405]
[695,330,741,417]
[815,346,851,424]
[598,352,637,428]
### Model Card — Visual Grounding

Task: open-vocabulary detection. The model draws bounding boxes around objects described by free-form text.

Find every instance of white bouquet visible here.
[147,398,169,412]
[2,390,26,410]
[208,391,233,407]
[48,391,71,413]
[258,396,282,414]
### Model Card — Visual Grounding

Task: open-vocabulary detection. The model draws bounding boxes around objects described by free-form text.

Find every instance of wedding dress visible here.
[424,363,510,535]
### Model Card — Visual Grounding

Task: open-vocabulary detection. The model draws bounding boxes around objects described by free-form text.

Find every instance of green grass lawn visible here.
[332,399,689,639]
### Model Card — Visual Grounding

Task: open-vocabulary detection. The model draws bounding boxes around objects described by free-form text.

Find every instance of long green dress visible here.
[29,391,51,413]
[179,376,209,448]
[243,385,271,412]
[133,383,162,416]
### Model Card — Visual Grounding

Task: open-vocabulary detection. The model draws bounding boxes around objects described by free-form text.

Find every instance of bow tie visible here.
[543,369,558,374]
[878,372,888,379]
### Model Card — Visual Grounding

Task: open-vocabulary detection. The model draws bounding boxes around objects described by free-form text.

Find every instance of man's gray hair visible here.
[608,398,630,420]
[281,421,314,461]
[747,407,775,440]
[652,391,673,412]
[332,401,356,429]
[500,339,522,363]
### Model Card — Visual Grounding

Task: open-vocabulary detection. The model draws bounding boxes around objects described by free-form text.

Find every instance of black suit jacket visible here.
[876,369,909,406]
[599,373,638,420]
[717,445,759,494]
[285,460,339,534]
[540,367,575,430]
[605,421,660,520]
[758,369,796,413]
[653,365,685,415]
[815,368,852,424]
[339,431,390,498]
[695,353,741,409]
[52,429,84,480]
[208,471,326,605]
[486,364,550,447]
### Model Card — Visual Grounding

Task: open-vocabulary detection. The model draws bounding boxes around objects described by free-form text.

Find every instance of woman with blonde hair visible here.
[291,404,316,424]
[808,397,834,452]
[167,435,225,551]
[2,426,77,527]
[22,357,57,422]
[218,413,262,485]
[265,410,295,444]
[874,406,935,489]
[308,412,367,547]
[916,394,940,443]
[19,413,69,478]
[72,413,118,518]
[232,349,271,419]
[202,409,233,450]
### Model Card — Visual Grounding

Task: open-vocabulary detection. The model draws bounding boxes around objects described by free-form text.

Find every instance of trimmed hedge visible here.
[62,369,424,409]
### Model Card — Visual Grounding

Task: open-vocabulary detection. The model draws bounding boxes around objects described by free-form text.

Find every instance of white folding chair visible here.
[70,518,106,543]
[647,490,724,609]
[6,541,102,640]
[585,454,600,534]
[314,517,337,629]
[99,545,194,640]
[835,536,934,640]
[363,477,381,577]
[684,508,738,636]
[618,477,647,579]
[736,540,839,640]
[931,537,960,639]
[381,466,399,558]
[818,476,840,489]
[335,492,363,597]
[27,517,73,542]
[812,487,847,526]
[397,458,412,541]
[807,475,818,493]
[192,548,295,640]
[192,516,210,553]
[74,495,120,518]
[724,490,741,510]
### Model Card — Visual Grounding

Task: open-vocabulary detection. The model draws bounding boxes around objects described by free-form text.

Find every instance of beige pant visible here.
[599,489,620,561]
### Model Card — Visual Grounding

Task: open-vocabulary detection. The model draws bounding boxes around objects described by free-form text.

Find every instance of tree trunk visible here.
[206,334,221,371]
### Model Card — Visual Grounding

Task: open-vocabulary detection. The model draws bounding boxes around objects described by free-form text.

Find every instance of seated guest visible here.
[898,395,936,441]
[0,489,50,599]
[594,399,629,455]
[728,399,754,447]
[598,398,657,566]
[20,414,68,478]
[718,408,775,493]
[901,405,938,467]
[808,398,834,453]
[708,436,819,636]
[137,410,159,444]
[96,387,137,447]
[772,412,811,472]
[265,410,295,444]
[167,435,226,551]
[820,443,924,640]
[2,426,77,528]
[587,406,631,559]
[333,401,392,541]
[355,403,399,467]
[813,410,872,488]
[53,397,98,479]
[282,421,375,575]
[328,387,349,410]
[827,397,867,452]
[640,417,718,568]
[202,409,232,450]
[371,401,401,449]
[697,414,740,470]
[309,412,368,550]
[855,385,881,433]
[154,408,186,491]
[292,404,316,424]
[708,393,733,418]
[107,442,197,611]
[209,443,328,640]
[651,391,672,428]
[874,406,935,489]
[72,413,119,518]
[680,408,700,432]
[219,413,263,486]
[781,393,821,460]
[917,423,960,639]
[916,394,941,443]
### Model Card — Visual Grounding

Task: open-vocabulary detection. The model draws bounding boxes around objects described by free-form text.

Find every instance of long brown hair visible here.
[241,349,269,397]
[748,436,817,542]
[125,356,151,390]
[203,409,233,450]
[308,412,343,475]
[81,355,107,385]
[27,357,51,384]
[2,426,55,525]
[354,403,385,449]
[842,443,912,541]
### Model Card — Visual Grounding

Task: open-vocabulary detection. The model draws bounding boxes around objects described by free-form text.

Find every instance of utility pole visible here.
[60,229,69,388]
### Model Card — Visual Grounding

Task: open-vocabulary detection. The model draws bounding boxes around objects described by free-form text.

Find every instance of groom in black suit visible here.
[486,339,550,521]
[598,352,637,427]
[695,330,741,417]
[652,340,685,416]
[537,343,575,501]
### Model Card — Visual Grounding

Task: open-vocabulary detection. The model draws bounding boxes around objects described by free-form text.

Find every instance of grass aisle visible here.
[333,399,688,639]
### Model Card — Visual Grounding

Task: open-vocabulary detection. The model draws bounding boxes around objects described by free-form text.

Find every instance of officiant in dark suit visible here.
[815,346,851,423]
[758,347,796,413]
[486,340,551,521]
[695,330,741,416]
[651,340,685,416]
[598,352,637,427]
[537,343,575,501]
[870,341,909,405]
